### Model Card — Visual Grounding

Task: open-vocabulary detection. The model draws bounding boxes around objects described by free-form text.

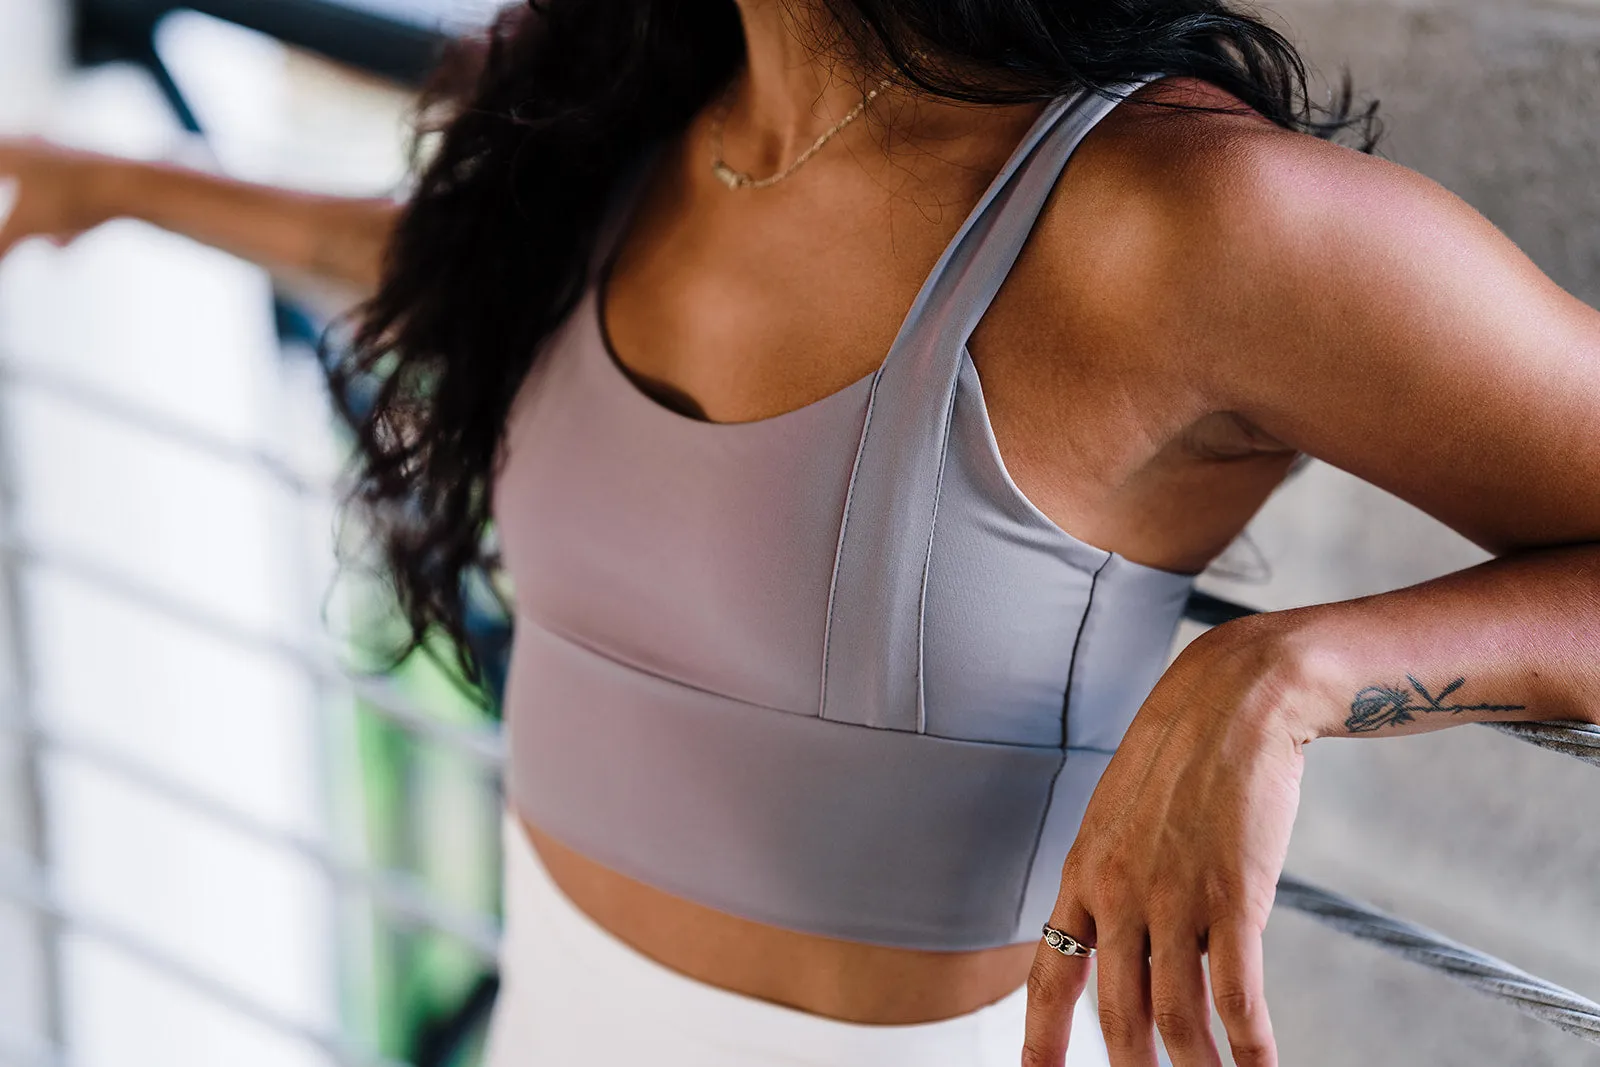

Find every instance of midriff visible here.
[518,812,1037,1024]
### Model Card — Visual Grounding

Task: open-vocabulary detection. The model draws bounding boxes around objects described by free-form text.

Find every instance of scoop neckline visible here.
[587,93,1073,430]
[579,85,1203,583]
[590,266,878,431]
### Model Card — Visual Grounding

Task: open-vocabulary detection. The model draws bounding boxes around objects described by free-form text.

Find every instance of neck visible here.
[726,0,873,164]
[721,1,1044,179]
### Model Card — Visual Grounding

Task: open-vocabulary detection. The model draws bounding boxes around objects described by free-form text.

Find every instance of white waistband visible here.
[486,811,1109,1066]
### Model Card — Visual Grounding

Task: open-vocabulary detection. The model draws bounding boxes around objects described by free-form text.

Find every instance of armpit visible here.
[1178,409,1298,463]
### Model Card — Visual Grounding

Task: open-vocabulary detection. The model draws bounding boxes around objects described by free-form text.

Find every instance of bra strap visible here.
[819,77,1164,731]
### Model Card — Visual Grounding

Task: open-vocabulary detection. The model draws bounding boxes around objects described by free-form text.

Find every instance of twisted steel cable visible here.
[1276,875,1600,1045]
[1482,720,1600,768]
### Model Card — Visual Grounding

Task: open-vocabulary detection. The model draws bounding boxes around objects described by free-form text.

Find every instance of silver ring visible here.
[1041,923,1096,958]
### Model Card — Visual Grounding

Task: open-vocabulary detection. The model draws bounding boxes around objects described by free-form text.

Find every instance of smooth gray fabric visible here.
[491,78,1196,950]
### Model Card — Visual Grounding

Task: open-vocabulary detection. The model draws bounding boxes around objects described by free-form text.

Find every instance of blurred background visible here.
[0,1,1594,1065]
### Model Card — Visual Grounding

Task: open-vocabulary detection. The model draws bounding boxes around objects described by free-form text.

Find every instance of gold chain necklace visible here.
[708,74,893,191]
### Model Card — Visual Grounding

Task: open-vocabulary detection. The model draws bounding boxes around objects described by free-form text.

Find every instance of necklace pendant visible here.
[711,161,746,190]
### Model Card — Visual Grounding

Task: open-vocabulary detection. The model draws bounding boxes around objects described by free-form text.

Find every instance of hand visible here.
[1022,617,1310,1066]
[0,138,126,260]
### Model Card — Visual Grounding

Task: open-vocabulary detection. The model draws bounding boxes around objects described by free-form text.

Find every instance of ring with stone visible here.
[1041,923,1096,958]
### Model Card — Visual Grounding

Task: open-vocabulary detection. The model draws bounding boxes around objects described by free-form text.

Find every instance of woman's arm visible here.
[1021,116,1600,1067]
[1026,549,1600,1067]
[1262,546,1599,740]
[0,138,399,294]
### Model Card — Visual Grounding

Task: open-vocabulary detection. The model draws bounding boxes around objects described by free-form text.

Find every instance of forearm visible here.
[1223,542,1600,740]
[100,158,399,293]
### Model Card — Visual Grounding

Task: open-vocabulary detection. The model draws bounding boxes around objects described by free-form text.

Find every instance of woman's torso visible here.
[492,77,1300,1024]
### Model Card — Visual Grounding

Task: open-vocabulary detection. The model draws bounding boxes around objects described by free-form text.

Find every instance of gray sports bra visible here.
[491,77,1196,951]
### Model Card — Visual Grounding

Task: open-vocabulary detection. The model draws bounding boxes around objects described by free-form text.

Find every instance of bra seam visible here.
[1010,553,1109,933]
[518,610,804,718]
[817,367,886,721]
[527,607,1069,752]
[1061,554,1112,749]
[913,374,964,735]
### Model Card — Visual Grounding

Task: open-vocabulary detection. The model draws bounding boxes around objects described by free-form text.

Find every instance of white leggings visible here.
[484,813,1111,1066]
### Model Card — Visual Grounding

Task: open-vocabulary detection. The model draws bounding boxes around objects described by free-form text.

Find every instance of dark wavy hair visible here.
[328,0,1378,693]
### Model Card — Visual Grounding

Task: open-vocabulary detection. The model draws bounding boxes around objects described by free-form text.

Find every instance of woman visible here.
[3,0,1597,1064]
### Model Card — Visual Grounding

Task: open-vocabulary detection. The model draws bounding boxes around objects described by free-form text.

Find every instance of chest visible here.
[496,290,1193,754]
[600,137,1279,577]
[602,161,972,421]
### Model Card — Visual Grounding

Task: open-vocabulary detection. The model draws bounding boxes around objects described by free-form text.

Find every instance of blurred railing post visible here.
[0,364,66,1061]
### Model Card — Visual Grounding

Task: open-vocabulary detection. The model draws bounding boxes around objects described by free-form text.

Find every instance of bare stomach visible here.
[517,812,1037,1024]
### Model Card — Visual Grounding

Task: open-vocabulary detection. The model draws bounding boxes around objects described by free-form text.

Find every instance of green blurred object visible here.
[339,622,503,1065]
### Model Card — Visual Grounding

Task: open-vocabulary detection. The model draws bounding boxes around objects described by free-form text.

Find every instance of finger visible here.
[1207,917,1277,1067]
[1022,901,1096,1067]
[1094,922,1159,1067]
[1150,924,1222,1066]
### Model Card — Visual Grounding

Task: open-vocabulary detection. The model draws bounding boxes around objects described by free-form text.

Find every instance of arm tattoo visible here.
[1344,674,1526,733]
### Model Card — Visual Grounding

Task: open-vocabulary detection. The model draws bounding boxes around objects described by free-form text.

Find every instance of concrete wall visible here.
[1189,1,1600,1062]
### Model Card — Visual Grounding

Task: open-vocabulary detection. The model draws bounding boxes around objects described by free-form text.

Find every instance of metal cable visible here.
[1482,720,1600,768]
[0,854,414,1067]
[1276,874,1600,1044]
[0,531,504,768]
[0,713,501,961]
[0,358,334,503]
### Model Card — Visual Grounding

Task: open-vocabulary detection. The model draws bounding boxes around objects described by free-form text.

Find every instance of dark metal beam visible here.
[73,0,452,86]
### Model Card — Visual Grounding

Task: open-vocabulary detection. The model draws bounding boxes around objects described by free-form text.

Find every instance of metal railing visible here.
[0,353,505,1064]
[3,4,502,1064]
[74,0,453,90]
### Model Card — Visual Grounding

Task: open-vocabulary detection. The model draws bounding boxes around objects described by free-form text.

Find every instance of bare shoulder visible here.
[1030,73,1411,315]
[1011,72,1487,415]
[983,77,1335,454]
[1010,75,1600,553]
[1062,74,1403,244]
